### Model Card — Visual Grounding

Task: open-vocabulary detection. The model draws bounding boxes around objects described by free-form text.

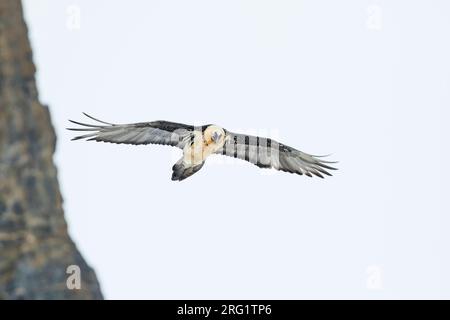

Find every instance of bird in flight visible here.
[68,113,337,181]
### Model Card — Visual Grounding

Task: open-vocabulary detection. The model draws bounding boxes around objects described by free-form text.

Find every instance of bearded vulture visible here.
[68,113,337,181]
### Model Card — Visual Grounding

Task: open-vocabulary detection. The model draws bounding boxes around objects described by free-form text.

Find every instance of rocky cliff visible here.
[0,0,103,299]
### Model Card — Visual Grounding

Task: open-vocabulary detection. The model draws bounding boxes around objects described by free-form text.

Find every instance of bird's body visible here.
[172,125,227,180]
[68,114,337,181]
[183,125,227,165]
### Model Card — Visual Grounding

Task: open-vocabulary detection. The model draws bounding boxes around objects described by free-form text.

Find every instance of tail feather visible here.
[171,159,204,181]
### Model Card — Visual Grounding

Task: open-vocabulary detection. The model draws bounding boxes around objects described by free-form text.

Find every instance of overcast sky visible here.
[23,0,449,299]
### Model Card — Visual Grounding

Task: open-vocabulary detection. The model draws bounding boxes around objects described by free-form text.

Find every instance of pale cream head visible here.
[203,125,226,149]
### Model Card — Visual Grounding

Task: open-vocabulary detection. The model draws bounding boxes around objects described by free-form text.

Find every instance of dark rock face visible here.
[0,1,103,299]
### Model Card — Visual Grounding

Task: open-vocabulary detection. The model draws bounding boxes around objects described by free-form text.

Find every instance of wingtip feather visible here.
[82,112,114,125]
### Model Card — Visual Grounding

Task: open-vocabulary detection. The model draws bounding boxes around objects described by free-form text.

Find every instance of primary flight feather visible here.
[68,113,337,181]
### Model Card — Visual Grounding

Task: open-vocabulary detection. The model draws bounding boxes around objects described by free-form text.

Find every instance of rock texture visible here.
[0,0,103,299]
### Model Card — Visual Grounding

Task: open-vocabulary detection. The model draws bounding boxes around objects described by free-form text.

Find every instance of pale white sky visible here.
[23,0,449,299]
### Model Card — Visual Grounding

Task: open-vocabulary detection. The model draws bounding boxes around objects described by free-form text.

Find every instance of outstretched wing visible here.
[216,132,337,178]
[67,113,194,148]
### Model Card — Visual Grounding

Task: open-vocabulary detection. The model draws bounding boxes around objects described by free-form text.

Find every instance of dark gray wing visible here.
[67,113,194,148]
[216,131,337,178]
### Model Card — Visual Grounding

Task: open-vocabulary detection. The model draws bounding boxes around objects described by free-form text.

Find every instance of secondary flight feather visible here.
[68,113,337,181]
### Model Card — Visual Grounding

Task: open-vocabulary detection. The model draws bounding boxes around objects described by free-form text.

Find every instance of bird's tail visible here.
[171,158,205,181]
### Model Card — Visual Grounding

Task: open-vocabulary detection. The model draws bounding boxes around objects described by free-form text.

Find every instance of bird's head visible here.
[204,125,226,148]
